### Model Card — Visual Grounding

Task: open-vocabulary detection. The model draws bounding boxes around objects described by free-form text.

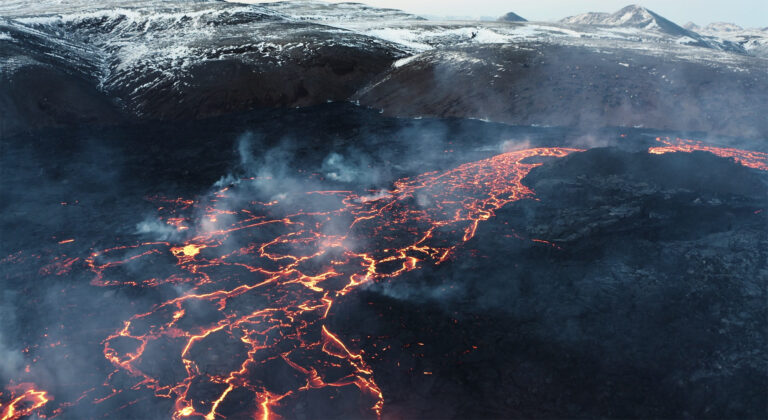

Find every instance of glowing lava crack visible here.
[2,138,766,420]
[0,385,50,420]
[87,147,581,419]
[649,137,768,171]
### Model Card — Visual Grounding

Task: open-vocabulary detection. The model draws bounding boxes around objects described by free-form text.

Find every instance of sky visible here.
[317,0,767,28]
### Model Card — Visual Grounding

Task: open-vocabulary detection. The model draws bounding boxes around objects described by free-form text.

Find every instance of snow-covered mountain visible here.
[1,0,767,138]
[561,5,699,38]
[559,5,753,53]
[687,21,768,57]
[560,12,611,25]
[0,0,405,127]
[562,5,676,30]
[701,22,745,33]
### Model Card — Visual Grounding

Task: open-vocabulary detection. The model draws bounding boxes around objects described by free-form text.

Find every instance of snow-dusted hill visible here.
[562,5,685,33]
[228,0,424,22]
[560,12,611,25]
[559,5,743,51]
[1,0,766,138]
[686,22,768,57]
[691,22,744,33]
[0,0,406,130]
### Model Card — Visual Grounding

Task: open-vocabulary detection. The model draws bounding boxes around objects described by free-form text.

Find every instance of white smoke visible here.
[322,152,358,182]
[0,300,23,381]
[136,217,181,241]
[500,138,533,152]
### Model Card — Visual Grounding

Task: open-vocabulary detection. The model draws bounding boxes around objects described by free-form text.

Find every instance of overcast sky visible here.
[320,0,766,28]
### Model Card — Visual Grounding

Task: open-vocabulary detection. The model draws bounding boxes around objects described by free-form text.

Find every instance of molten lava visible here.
[649,137,768,171]
[85,147,580,419]
[0,384,49,420]
[4,138,767,419]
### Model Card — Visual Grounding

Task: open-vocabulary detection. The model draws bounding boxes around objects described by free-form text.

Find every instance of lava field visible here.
[1,1,767,419]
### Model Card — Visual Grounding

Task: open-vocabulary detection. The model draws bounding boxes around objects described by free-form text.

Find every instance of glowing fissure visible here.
[87,147,579,419]
[0,384,49,420]
[3,139,767,419]
[649,137,768,171]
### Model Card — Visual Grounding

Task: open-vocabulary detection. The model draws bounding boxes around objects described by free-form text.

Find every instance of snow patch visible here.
[366,28,432,51]
[440,27,511,44]
[393,54,419,68]
[676,36,698,45]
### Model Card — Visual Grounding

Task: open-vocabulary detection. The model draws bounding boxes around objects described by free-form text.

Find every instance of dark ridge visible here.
[498,12,527,22]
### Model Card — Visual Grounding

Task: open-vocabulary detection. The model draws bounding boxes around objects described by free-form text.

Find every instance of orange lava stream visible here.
[79,147,580,419]
[0,384,50,420]
[649,137,768,171]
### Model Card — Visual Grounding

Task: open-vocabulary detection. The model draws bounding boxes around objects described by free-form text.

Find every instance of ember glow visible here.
[649,137,768,171]
[3,139,767,419]
[85,147,581,419]
[0,384,49,420]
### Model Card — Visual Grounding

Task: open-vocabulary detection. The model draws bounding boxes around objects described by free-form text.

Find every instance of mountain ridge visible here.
[1,0,766,138]
[561,5,693,37]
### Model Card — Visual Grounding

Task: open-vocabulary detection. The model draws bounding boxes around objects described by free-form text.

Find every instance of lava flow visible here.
[5,138,767,419]
[0,384,50,420]
[80,147,580,419]
[649,137,768,171]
